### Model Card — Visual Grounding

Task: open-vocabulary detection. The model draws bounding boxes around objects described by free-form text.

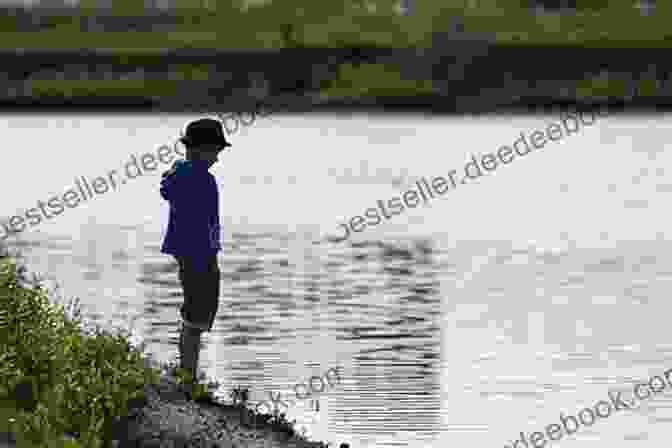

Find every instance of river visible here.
[1,111,670,448]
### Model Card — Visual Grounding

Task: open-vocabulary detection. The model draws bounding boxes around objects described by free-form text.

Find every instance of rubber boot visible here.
[179,323,201,384]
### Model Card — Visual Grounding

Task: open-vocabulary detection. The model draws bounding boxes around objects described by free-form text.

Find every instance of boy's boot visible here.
[179,323,201,384]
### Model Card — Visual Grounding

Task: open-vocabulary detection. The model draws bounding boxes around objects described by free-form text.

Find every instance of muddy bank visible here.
[106,360,335,448]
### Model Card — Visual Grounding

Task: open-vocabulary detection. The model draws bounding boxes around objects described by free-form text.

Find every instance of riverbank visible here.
[1,94,671,115]
[0,249,336,448]
[2,43,672,113]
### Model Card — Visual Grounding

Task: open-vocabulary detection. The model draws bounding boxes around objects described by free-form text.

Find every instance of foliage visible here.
[0,253,161,448]
[0,248,327,448]
[574,72,667,99]
[320,62,438,97]
[4,0,672,51]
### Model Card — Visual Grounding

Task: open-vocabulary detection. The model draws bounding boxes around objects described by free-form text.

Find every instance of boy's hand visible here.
[160,160,183,200]
[161,160,181,179]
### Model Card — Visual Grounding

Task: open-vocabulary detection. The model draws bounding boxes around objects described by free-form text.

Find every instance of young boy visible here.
[160,118,232,383]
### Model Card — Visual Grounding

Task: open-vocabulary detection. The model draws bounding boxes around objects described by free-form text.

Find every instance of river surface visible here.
[1,111,671,448]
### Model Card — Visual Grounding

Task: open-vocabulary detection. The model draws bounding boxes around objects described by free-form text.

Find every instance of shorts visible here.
[175,255,221,332]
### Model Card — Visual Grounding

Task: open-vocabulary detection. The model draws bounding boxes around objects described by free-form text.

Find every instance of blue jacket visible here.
[160,159,221,265]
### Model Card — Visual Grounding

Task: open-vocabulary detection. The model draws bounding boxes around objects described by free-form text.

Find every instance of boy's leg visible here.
[179,322,202,383]
[176,255,220,383]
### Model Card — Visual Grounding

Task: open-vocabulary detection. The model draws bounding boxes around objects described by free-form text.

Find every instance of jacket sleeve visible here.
[160,160,183,201]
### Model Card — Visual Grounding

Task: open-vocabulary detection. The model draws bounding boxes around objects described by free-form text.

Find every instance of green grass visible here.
[3,30,282,51]
[21,62,438,101]
[3,1,672,51]
[0,402,80,448]
[320,62,439,98]
[23,63,671,105]
[5,1,672,106]
[441,0,672,47]
[27,79,182,98]
[0,251,162,447]
[574,73,667,100]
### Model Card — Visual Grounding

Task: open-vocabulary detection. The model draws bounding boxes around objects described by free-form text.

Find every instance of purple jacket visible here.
[160,159,221,265]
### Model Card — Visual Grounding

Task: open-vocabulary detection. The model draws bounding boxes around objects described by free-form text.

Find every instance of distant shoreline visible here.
[0,96,670,115]
[2,44,672,114]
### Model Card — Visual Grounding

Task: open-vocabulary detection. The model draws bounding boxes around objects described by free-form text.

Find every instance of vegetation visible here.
[0,250,161,447]
[2,0,672,105]
[18,61,669,106]
[574,72,669,99]
[1,0,672,51]
[26,79,181,99]
[0,248,312,448]
[320,62,438,98]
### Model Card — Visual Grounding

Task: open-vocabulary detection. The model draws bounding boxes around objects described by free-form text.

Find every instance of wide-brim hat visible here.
[180,118,232,150]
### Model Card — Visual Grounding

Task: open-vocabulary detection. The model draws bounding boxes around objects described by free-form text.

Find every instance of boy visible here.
[160,118,232,383]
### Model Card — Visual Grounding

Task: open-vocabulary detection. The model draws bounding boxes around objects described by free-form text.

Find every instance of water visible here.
[2,111,672,448]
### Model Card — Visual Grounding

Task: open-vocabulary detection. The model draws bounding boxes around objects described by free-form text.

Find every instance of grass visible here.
[19,65,669,106]
[24,64,215,99]
[18,61,437,102]
[574,72,669,100]
[26,79,182,98]
[3,1,672,51]
[4,2,672,106]
[0,248,310,448]
[434,0,672,47]
[451,3,672,47]
[2,30,284,51]
[25,60,657,106]
[320,62,439,98]
[0,250,161,447]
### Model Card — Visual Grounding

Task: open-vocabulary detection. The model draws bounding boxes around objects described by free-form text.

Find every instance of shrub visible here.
[0,250,308,447]
[320,62,437,98]
[0,253,161,447]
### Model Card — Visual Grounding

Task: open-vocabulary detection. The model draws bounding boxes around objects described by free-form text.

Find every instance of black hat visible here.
[180,118,232,150]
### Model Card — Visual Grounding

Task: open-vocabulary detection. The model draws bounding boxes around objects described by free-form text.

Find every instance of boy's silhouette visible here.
[160,118,231,383]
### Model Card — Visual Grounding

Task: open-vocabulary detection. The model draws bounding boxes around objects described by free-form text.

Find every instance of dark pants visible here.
[175,255,220,332]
